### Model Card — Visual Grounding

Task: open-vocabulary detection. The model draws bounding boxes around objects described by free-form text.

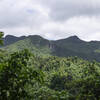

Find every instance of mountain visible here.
[2,35,26,46]
[1,35,100,61]
[1,35,52,57]
[52,36,100,61]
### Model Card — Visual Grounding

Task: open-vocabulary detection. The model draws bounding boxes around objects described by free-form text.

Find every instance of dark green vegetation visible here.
[0,49,100,100]
[1,35,100,61]
[0,49,44,100]
[0,33,100,99]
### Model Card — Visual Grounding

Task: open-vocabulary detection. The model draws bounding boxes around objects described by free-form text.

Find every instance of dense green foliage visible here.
[1,35,100,61]
[0,32,4,45]
[0,50,44,100]
[0,49,100,100]
[0,33,100,99]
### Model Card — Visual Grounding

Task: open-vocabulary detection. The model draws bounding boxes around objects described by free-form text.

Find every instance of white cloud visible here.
[0,0,100,41]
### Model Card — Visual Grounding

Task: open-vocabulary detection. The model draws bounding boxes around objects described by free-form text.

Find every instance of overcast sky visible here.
[0,0,100,41]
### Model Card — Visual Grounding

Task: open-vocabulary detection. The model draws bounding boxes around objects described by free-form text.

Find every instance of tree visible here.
[50,74,67,91]
[0,49,44,100]
[0,32,4,45]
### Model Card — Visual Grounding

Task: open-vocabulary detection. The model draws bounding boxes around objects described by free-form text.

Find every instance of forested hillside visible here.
[1,35,100,61]
[0,49,100,100]
[0,32,100,99]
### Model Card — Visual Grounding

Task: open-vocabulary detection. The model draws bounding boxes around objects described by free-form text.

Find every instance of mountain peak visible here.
[28,35,43,39]
[68,35,80,40]
[5,35,17,39]
[65,35,84,43]
[2,35,26,46]
[56,35,82,43]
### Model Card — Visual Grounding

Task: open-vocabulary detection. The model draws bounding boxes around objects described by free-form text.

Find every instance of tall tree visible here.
[0,32,4,45]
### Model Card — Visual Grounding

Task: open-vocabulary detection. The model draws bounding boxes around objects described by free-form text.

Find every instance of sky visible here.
[0,0,100,41]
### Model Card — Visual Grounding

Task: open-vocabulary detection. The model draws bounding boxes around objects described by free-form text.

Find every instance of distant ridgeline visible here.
[1,35,100,62]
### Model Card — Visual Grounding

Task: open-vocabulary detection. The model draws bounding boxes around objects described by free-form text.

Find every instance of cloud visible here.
[0,0,100,41]
[37,0,100,21]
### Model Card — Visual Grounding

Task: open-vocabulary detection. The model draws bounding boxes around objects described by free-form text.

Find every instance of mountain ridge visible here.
[1,34,100,61]
[3,34,100,43]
